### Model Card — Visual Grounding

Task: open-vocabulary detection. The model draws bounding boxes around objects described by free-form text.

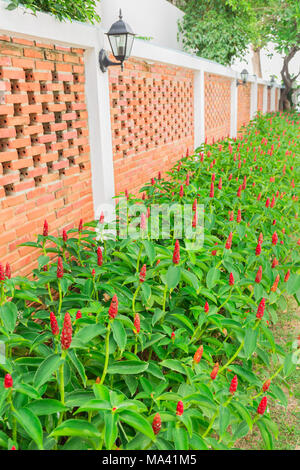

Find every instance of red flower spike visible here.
[140,213,146,230]
[134,313,140,334]
[204,301,209,313]
[61,312,72,350]
[192,211,197,228]
[210,362,219,380]
[256,298,265,319]
[229,375,238,394]
[139,264,146,283]
[229,272,234,286]
[257,396,267,415]
[152,413,162,435]
[78,219,83,232]
[57,257,64,279]
[225,232,233,250]
[0,264,5,281]
[262,379,271,392]
[11,446,16,450]
[176,400,184,416]
[265,198,270,208]
[108,294,118,320]
[97,246,103,267]
[43,219,48,237]
[171,331,175,340]
[255,242,262,256]
[193,345,203,363]
[4,374,13,389]
[237,209,242,223]
[5,263,11,279]
[218,177,222,190]
[209,182,214,198]
[192,198,197,212]
[229,211,234,221]
[76,310,82,320]
[255,266,262,283]
[50,312,59,336]
[179,185,184,198]
[284,269,290,282]
[272,231,278,245]
[99,212,105,224]
[62,229,68,242]
[173,240,180,265]
[237,185,242,197]
[271,274,280,292]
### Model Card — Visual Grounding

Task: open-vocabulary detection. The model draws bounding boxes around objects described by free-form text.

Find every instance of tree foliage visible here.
[6,0,100,24]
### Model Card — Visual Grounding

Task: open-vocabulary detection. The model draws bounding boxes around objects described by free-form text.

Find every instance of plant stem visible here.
[218,339,245,374]
[57,279,63,316]
[136,244,143,273]
[100,322,111,385]
[132,285,141,314]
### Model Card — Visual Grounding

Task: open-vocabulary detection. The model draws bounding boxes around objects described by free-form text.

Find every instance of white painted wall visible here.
[98,0,184,50]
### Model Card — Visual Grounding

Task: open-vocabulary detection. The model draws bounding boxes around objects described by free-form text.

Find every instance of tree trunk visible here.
[279,45,300,111]
[252,46,262,78]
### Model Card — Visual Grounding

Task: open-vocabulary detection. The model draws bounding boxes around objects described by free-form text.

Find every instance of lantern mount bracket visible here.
[99,49,123,73]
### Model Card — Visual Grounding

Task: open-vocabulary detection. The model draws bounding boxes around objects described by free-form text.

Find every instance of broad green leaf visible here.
[118,410,155,440]
[51,419,101,438]
[33,354,62,389]
[14,408,43,450]
[107,360,148,375]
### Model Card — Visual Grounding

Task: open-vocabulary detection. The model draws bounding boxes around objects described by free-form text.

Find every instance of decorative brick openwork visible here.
[237,82,251,133]
[257,84,264,113]
[109,58,194,195]
[267,87,271,112]
[204,73,231,144]
[0,36,94,276]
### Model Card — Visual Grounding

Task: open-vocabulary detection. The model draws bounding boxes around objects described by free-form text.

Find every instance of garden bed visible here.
[0,111,299,450]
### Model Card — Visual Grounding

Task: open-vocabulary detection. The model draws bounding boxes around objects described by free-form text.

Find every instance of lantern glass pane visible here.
[110,34,127,60]
[125,35,134,59]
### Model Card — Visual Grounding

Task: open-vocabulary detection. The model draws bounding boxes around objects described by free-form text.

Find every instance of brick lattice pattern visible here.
[0,36,94,276]
[204,73,231,144]
[237,82,251,133]
[257,84,264,113]
[109,58,194,195]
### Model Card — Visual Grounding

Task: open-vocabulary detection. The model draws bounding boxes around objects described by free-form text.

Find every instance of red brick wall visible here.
[267,87,271,112]
[237,82,251,133]
[0,36,94,276]
[257,84,264,113]
[109,58,194,195]
[275,88,279,111]
[204,73,231,143]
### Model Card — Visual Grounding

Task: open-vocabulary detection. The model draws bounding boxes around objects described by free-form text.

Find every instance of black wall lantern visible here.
[99,10,135,73]
[236,69,249,86]
[268,75,276,89]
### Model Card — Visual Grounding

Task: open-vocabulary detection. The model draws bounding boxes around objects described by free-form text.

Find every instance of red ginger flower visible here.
[134,313,140,334]
[265,198,270,208]
[210,362,219,380]
[257,396,267,415]
[204,301,209,313]
[5,263,11,279]
[192,211,197,228]
[57,257,64,279]
[43,219,48,237]
[179,185,184,198]
[99,211,105,224]
[78,219,83,232]
[237,185,242,197]
[108,294,118,319]
[229,272,234,286]
[193,345,203,363]
[284,270,290,282]
[211,173,216,182]
[152,413,161,435]
[4,373,13,389]
[218,177,222,190]
[11,446,16,450]
[76,310,82,320]
[176,400,184,416]
[255,266,262,283]
[270,195,275,208]
[171,331,175,340]
[192,198,197,211]
[97,246,103,267]
[139,264,146,283]
[50,312,59,336]
[173,240,180,264]
[272,257,278,268]
[237,209,242,223]
[62,229,68,242]
[262,379,271,392]
[209,182,214,198]
[255,242,262,256]
[272,231,278,245]
[61,312,72,350]
[229,375,238,394]
[229,211,234,221]
[225,232,233,250]
[186,173,190,186]
[271,274,280,292]
[256,298,265,319]
[0,264,5,281]
[257,192,262,201]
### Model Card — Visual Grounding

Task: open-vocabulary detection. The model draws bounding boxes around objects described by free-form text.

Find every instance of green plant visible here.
[0,112,299,450]
[6,0,100,24]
